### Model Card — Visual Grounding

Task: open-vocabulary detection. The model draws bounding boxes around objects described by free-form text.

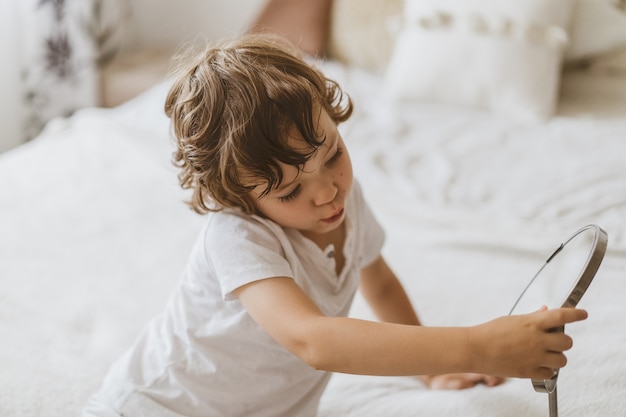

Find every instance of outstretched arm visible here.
[359,255,421,325]
[359,256,504,389]
[233,270,587,380]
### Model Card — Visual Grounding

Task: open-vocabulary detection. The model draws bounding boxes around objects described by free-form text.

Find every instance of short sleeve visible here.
[203,212,294,300]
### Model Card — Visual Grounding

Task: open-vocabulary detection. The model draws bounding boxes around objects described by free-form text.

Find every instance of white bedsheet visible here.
[317,62,626,417]
[1,62,625,416]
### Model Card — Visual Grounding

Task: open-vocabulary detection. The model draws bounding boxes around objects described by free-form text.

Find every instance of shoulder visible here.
[200,210,296,299]
[203,209,288,253]
[205,208,277,234]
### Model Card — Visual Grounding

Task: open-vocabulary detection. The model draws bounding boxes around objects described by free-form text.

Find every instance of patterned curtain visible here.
[17,0,130,141]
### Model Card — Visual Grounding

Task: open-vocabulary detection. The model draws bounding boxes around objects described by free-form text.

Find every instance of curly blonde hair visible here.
[164,34,353,214]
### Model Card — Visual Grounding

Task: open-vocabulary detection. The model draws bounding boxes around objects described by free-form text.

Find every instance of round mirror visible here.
[509,225,607,315]
[508,224,608,417]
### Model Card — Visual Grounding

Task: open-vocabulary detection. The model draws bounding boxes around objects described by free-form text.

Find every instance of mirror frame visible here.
[509,224,608,394]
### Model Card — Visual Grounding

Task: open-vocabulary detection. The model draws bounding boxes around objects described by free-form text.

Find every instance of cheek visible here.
[250,197,275,219]
[257,200,304,224]
[339,157,353,182]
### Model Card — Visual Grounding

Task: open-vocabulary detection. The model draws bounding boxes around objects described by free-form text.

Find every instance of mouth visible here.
[322,208,344,224]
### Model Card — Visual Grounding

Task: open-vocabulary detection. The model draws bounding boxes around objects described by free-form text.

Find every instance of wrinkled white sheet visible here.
[320,62,626,417]
[1,62,625,417]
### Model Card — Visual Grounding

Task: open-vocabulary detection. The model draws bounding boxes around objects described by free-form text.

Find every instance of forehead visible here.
[248,135,310,193]
[247,109,338,196]
[281,106,336,165]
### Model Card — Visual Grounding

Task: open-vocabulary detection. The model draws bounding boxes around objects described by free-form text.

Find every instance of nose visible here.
[312,177,338,206]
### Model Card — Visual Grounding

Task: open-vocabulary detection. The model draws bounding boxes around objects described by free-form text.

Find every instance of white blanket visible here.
[1,62,625,416]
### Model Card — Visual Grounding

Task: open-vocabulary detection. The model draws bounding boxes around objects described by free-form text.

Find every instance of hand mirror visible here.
[508,224,608,417]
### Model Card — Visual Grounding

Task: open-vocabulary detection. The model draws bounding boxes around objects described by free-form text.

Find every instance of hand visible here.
[472,307,588,380]
[420,373,505,390]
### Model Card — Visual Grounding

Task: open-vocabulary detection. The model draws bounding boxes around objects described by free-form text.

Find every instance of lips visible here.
[322,208,344,223]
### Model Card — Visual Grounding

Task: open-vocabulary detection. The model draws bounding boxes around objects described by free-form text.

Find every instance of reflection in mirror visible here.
[509,227,597,315]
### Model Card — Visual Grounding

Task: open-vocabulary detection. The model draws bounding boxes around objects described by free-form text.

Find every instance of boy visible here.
[84,34,586,417]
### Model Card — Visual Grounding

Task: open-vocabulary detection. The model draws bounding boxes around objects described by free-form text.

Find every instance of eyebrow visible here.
[273,135,338,194]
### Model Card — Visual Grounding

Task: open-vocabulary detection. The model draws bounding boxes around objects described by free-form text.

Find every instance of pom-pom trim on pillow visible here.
[383,0,573,122]
[404,11,569,50]
[328,0,626,73]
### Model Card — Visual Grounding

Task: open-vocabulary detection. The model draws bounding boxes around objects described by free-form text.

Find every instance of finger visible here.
[464,374,489,387]
[429,374,482,390]
[442,378,470,390]
[532,367,558,380]
[545,332,574,352]
[540,308,588,329]
[482,375,506,387]
[428,376,465,390]
[542,351,568,370]
[456,379,480,390]
[453,374,501,389]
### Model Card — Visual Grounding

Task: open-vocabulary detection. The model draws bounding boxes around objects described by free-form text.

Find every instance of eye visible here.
[278,184,301,202]
[326,147,343,166]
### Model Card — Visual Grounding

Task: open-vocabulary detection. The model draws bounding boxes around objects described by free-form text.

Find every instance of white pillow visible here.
[566,0,626,61]
[383,0,573,121]
[328,0,626,74]
[328,0,403,73]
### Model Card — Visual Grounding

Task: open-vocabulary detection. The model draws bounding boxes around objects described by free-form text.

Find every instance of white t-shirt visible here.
[87,181,385,417]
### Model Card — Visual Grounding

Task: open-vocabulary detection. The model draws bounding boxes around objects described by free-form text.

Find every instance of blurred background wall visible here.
[0,0,264,154]
[124,0,264,51]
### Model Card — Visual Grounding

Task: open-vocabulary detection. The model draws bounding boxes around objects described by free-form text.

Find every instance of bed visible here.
[2,0,626,416]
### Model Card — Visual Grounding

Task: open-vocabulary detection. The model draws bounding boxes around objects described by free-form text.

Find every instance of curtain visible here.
[0,0,129,151]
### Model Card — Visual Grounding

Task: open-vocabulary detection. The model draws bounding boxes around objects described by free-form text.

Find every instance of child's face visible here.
[249,109,353,240]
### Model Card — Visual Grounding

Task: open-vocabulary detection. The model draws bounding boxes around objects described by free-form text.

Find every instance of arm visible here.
[360,256,502,387]
[233,274,587,379]
[360,256,504,388]
[359,255,421,325]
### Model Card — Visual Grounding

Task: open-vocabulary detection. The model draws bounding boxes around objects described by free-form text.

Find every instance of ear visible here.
[247,0,333,57]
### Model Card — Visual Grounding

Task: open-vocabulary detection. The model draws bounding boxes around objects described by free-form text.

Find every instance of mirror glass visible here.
[509,227,598,315]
